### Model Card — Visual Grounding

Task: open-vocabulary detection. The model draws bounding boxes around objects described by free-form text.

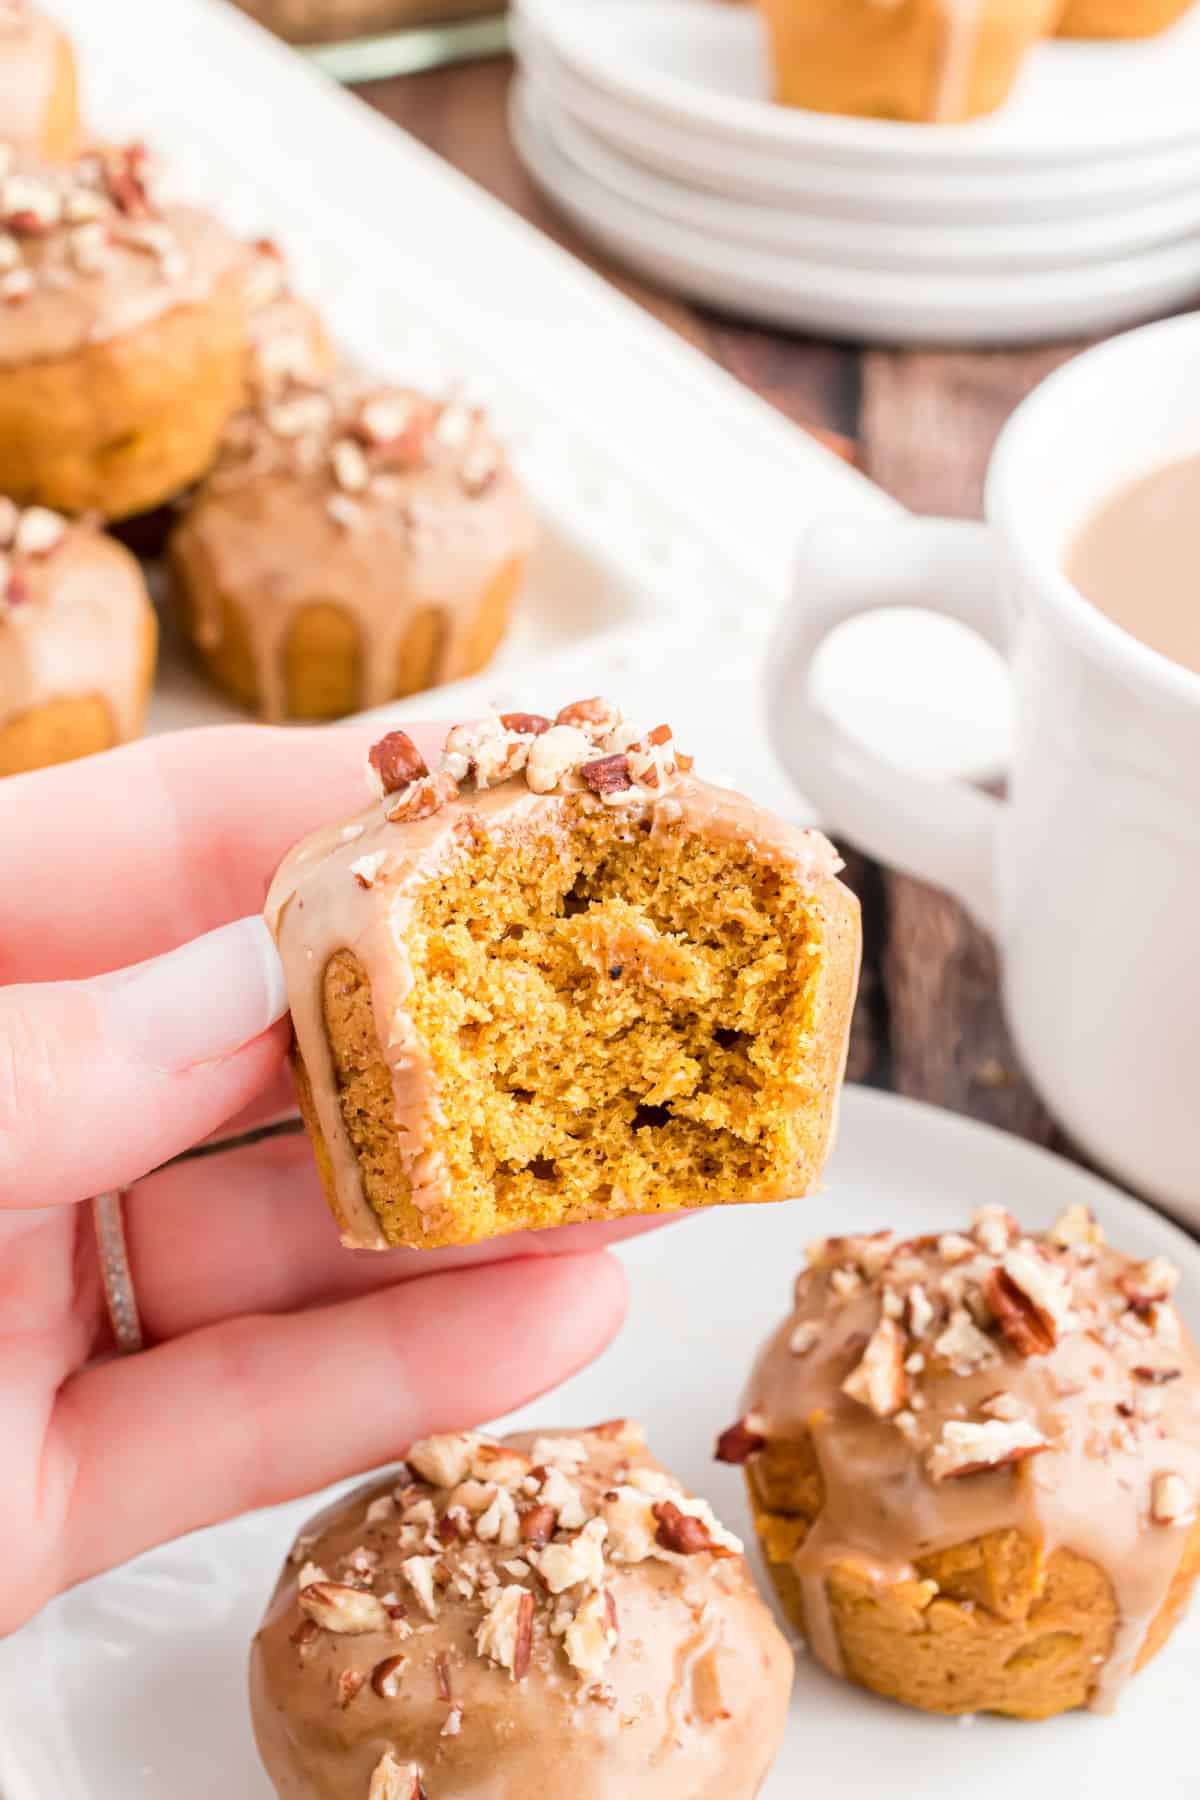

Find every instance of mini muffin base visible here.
[171,546,525,721]
[746,1447,1200,1719]
[0,267,247,519]
[0,602,157,776]
[757,0,1059,122]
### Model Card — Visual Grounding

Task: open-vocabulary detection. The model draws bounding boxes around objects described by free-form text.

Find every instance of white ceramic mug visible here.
[767,313,1200,1220]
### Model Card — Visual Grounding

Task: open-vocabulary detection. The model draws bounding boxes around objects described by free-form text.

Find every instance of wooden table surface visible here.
[358,53,1093,1167]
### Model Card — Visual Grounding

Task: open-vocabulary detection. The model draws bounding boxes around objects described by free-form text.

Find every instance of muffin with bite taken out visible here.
[264,705,860,1250]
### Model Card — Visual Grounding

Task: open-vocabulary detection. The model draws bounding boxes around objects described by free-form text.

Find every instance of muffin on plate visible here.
[721,1203,1200,1717]
[0,499,156,775]
[0,2,80,159]
[169,379,535,722]
[265,706,860,1249]
[756,0,1060,123]
[250,1421,793,1799]
[1056,0,1196,35]
[0,142,248,520]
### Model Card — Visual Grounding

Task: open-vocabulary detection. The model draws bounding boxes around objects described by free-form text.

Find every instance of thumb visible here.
[0,917,290,1210]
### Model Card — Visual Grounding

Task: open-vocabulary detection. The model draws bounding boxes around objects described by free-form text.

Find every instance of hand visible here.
[0,723,634,1634]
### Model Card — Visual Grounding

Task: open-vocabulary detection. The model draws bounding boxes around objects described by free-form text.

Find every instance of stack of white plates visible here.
[511,0,1200,345]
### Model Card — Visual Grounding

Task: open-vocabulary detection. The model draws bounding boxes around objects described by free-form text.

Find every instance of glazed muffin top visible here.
[250,1422,794,1800]
[725,1204,1200,1710]
[0,141,243,364]
[0,497,150,730]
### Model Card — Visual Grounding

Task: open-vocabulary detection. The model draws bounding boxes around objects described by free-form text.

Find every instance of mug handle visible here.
[766,514,1010,936]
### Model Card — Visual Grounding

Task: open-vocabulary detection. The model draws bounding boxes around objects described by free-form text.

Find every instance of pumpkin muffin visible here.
[721,1204,1200,1717]
[757,0,1060,123]
[169,378,535,722]
[1056,0,1195,35]
[0,499,156,775]
[0,142,248,520]
[251,1421,793,1799]
[0,2,79,158]
[265,705,860,1249]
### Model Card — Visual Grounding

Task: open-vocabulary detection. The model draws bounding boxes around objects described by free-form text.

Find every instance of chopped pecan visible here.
[652,1500,736,1558]
[299,1581,389,1634]
[1151,1471,1194,1526]
[512,1589,535,1682]
[841,1316,908,1418]
[555,696,621,740]
[520,1503,558,1548]
[580,753,633,798]
[367,1750,425,1800]
[337,1669,365,1708]
[385,769,458,824]
[369,730,429,795]
[1134,1366,1182,1385]
[714,1419,766,1465]
[371,1654,408,1698]
[434,1650,452,1701]
[1119,1257,1179,1315]
[927,1417,1050,1482]
[499,711,552,736]
[985,1267,1056,1358]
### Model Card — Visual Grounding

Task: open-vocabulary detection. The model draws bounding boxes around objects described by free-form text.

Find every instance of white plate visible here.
[516,26,1200,220]
[2,1088,1198,1800]
[527,78,1200,275]
[518,0,1200,166]
[513,82,1200,347]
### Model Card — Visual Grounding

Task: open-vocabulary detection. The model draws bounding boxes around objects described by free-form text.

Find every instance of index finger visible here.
[0,719,448,984]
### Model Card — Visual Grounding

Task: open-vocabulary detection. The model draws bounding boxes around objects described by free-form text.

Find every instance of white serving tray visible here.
[40,0,1011,816]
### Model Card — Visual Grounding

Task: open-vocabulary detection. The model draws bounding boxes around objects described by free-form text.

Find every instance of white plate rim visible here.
[517,0,1200,166]
[524,77,1200,274]
[515,26,1200,219]
[513,84,1200,318]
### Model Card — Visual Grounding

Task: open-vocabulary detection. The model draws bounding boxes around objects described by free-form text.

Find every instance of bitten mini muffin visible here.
[0,142,248,520]
[721,1204,1200,1717]
[0,499,156,775]
[0,2,79,159]
[251,1422,793,1799]
[757,0,1060,122]
[1056,0,1195,35]
[265,706,860,1250]
[169,380,535,721]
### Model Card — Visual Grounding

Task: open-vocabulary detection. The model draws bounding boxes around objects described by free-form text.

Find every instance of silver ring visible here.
[92,1189,144,1355]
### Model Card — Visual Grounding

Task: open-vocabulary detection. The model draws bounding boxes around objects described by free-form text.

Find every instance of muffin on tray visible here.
[0,499,156,775]
[169,378,535,722]
[756,0,1060,123]
[265,706,861,1249]
[0,142,248,519]
[0,2,80,160]
[251,1421,793,1800]
[721,1203,1200,1717]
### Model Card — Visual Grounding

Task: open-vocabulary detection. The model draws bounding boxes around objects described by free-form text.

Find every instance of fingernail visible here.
[101,917,289,1072]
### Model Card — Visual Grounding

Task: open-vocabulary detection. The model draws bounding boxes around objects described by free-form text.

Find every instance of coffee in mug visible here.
[1066,454,1200,676]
